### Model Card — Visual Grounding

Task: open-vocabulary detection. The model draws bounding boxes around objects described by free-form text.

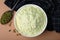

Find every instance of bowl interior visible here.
[14,4,48,37]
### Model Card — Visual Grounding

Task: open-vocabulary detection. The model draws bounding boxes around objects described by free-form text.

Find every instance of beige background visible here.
[0,0,60,40]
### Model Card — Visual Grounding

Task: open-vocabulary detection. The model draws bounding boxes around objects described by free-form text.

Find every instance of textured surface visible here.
[4,0,54,31]
[52,0,60,32]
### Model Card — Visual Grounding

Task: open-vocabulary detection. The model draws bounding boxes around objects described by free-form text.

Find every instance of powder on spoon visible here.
[0,11,13,24]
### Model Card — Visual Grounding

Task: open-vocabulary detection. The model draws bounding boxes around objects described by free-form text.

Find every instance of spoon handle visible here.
[11,0,19,11]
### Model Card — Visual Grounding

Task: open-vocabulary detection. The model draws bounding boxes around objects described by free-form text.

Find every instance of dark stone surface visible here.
[4,0,60,32]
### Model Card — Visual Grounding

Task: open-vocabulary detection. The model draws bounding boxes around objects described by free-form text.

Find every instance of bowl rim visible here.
[14,4,48,37]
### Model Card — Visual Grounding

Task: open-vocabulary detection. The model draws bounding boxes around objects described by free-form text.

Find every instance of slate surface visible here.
[4,0,60,32]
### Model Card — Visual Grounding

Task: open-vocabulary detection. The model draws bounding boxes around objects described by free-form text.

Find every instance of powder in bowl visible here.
[14,4,47,37]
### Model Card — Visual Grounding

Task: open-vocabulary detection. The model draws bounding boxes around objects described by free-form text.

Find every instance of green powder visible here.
[0,11,13,24]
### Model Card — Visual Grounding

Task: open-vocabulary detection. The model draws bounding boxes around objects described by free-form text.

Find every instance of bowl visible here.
[14,4,48,37]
